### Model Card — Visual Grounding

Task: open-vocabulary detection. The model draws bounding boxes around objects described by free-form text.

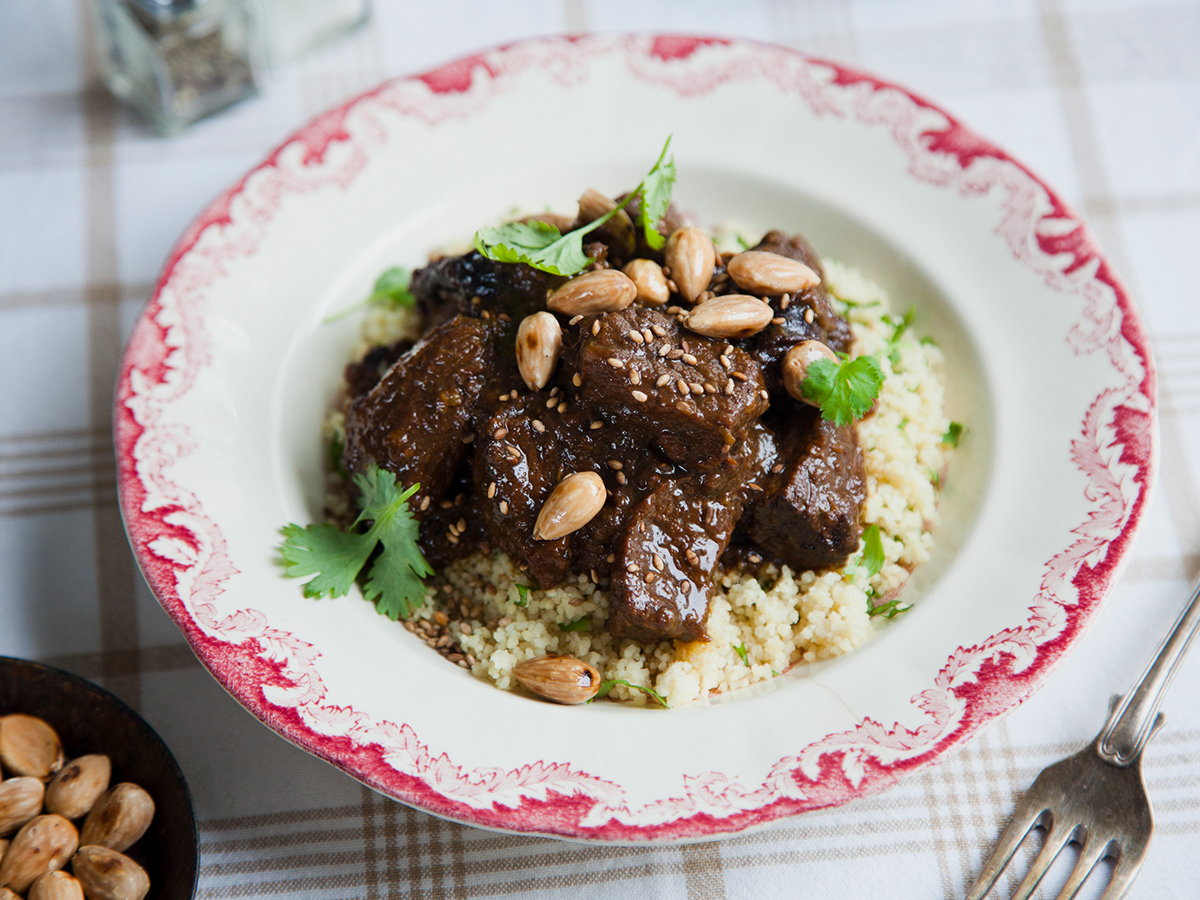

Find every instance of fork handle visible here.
[1097,577,1200,766]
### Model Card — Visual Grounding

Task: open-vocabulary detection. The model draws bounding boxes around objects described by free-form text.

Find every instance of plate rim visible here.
[114,33,1158,842]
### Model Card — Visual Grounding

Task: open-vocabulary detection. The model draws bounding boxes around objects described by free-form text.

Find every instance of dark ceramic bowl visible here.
[0,657,198,900]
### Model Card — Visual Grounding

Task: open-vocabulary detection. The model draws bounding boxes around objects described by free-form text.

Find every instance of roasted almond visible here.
[515,312,562,391]
[513,655,602,704]
[0,815,78,893]
[533,472,606,541]
[547,269,637,316]
[0,839,8,862]
[578,189,635,257]
[0,715,63,780]
[726,250,820,295]
[79,785,154,854]
[29,871,84,900]
[519,212,575,233]
[782,341,838,403]
[0,777,45,837]
[70,847,148,900]
[665,226,715,303]
[45,756,111,821]
[622,259,670,306]
[0,887,18,900]
[683,294,774,339]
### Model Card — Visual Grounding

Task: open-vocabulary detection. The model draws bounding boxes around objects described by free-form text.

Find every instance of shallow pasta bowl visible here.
[114,35,1156,842]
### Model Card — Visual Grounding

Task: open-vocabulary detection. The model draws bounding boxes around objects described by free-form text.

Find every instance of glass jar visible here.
[259,0,371,67]
[89,0,264,135]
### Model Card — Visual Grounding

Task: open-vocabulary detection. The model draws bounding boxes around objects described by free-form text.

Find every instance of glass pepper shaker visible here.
[88,0,264,135]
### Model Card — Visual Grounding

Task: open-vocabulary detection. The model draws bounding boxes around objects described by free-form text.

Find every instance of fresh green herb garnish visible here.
[869,598,910,619]
[771,669,780,677]
[862,524,885,578]
[734,643,750,666]
[324,267,415,322]
[943,421,964,447]
[279,465,433,620]
[327,434,345,477]
[559,617,591,633]
[514,584,531,607]
[801,354,885,427]
[473,137,677,276]
[591,679,669,708]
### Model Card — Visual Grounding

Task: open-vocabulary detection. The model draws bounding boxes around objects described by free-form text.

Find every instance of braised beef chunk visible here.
[344,340,412,399]
[472,395,574,589]
[343,315,494,512]
[574,308,769,467]
[742,404,865,571]
[410,252,561,332]
[418,463,486,569]
[746,231,853,392]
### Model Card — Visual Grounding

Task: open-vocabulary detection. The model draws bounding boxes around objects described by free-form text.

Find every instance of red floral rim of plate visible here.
[114,35,1156,841]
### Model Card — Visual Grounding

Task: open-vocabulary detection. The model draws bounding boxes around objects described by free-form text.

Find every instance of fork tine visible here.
[964,805,1046,900]
[1099,845,1149,900]
[1053,835,1111,900]
[1010,822,1077,900]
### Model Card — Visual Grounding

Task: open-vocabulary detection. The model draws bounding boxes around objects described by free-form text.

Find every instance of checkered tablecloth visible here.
[3,1,1199,897]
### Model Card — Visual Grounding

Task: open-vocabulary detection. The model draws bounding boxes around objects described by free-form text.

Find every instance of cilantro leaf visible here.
[473,220,592,277]
[943,421,964,447]
[559,617,591,633]
[638,136,676,250]
[279,465,431,620]
[869,598,910,619]
[733,643,750,666]
[514,584,530,607]
[801,355,885,426]
[862,524,884,578]
[591,679,669,708]
[324,266,414,322]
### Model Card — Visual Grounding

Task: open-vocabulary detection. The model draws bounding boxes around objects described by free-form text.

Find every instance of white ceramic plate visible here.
[116,35,1156,842]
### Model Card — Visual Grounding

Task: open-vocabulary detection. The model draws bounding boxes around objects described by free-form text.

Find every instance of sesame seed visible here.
[749,553,762,564]
[666,280,678,293]
[572,373,582,387]
[668,349,684,360]
[462,432,476,443]
[760,389,770,400]
[630,369,642,385]
[675,400,693,413]
[592,320,600,335]
[457,518,467,532]
[546,397,558,409]
[616,471,626,485]
[569,315,584,325]
[499,500,509,515]
[532,419,545,433]
[724,380,734,395]
[658,344,670,357]
[704,383,716,393]
[643,328,654,342]
[607,460,623,470]
[471,295,482,306]
[556,402,567,413]
[499,392,510,402]
[487,482,496,499]
[666,306,683,315]
[732,371,748,381]
[720,355,732,369]
[440,499,453,509]
[653,554,664,571]
[481,310,491,320]
[627,562,639,572]
[656,374,672,387]
[644,572,658,584]
[494,427,508,440]
[631,390,648,402]
[591,568,600,583]
[629,330,644,343]
[499,313,512,323]
[771,463,785,474]
[805,308,815,323]
[651,324,667,337]
[607,357,624,368]
[682,353,698,366]
[780,296,791,310]
[676,379,689,395]
[772,317,785,325]
[447,533,459,544]
[550,386,560,397]
[748,482,763,492]
[661,266,671,277]
[606,554,616,563]
[590,420,603,430]
[685,549,698,564]
[681,340,691,352]
[689,382,703,394]
[420,496,431,511]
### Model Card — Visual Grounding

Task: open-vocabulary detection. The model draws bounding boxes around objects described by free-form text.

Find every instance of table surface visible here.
[3,1,1199,897]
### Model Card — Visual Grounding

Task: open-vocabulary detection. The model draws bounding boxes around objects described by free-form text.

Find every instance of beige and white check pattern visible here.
[2,0,1198,897]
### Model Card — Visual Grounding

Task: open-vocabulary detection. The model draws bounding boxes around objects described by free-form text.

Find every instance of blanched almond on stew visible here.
[664,226,715,303]
[577,189,635,257]
[513,655,601,704]
[726,250,820,295]
[515,312,562,391]
[622,259,670,306]
[547,269,637,316]
[683,294,774,339]
[782,341,839,403]
[533,472,606,541]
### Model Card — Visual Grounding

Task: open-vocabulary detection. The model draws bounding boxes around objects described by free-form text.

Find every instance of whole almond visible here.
[70,847,148,900]
[547,269,637,316]
[0,839,8,861]
[0,888,18,900]
[665,226,715,303]
[782,341,839,403]
[578,189,635,257]
[0,815,78,893]
[515,312,562,392]
[46,756,111,821]
[683,294,774,339]
[29,871,84,900]
[726,250,820,295]
[513,655,602,704]
[0,777,46,837]
[0,716,64,780]
[533,472,606,541]
[520,212,574,233]
[79,785,153,854]
[621,259,670,306]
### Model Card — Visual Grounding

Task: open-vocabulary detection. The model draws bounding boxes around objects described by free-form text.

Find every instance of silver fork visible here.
[965,577,1200,900]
